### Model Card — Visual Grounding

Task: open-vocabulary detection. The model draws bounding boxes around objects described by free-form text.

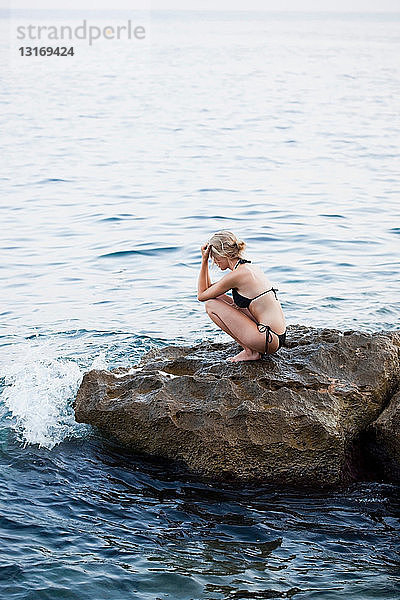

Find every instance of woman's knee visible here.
[204,299,220,315]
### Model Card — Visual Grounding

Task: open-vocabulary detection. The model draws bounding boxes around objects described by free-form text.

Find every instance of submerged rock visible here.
[74,325,400,488]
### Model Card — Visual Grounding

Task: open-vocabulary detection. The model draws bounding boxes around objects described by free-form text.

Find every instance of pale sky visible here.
[4,0,400,11]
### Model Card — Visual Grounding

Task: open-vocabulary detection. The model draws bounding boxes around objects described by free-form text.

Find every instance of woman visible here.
[197,230,286,362]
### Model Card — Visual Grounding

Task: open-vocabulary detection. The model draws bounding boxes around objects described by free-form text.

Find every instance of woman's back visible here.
[233,262,286,334]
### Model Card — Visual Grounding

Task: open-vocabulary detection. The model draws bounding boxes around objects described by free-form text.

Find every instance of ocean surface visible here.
[1,9,400,599]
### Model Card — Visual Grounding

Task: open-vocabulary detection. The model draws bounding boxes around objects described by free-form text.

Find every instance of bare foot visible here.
[227,348,262,362]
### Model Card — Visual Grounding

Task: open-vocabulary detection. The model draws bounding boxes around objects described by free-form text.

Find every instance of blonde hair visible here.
[208,230,246,261]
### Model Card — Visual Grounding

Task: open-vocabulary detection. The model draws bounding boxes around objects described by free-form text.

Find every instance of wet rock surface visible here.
[74,325,400,487]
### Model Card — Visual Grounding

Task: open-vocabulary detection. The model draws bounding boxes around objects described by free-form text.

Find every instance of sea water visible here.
[1,10,399,599]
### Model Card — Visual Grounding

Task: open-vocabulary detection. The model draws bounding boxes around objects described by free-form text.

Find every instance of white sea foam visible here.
[0,342,107,450]
[90,350,108,371]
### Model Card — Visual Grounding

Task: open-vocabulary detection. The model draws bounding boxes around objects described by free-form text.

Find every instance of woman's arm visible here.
[197,244,211,300]
[198,274,238,302]
[205,258,211,288]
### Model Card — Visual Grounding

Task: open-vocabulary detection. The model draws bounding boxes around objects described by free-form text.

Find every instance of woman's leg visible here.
[215,293,234,305]
[215,294,258,322]
[224,302,259,358]
[215,294,258,323]
[204,298,279,361]
[238,307,258,323]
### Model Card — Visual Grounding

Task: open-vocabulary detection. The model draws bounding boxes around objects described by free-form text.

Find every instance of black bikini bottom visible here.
[256,324,286,355]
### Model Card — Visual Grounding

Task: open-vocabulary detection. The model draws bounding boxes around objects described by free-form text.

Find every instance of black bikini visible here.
[233,259,286,355]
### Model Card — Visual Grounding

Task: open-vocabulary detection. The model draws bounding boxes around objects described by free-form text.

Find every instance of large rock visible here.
[364,390,400,481]
[74,325,400,487]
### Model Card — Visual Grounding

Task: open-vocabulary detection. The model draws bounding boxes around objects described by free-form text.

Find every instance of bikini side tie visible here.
[256,324,273,355]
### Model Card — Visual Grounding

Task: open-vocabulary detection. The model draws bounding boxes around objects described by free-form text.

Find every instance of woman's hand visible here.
[201,243,211,262]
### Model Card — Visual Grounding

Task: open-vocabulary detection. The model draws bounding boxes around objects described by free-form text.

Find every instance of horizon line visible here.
[3,7,400,13]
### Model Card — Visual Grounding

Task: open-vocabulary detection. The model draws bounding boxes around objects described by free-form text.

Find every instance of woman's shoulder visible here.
[243,262,271,285]
[242,261,264,276]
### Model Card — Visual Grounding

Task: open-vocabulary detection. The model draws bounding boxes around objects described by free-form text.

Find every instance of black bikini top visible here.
[232,259,279,309]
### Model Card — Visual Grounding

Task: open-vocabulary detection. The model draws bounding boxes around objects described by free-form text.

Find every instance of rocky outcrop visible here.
[74,325,400,488]
[364,390,400,481]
